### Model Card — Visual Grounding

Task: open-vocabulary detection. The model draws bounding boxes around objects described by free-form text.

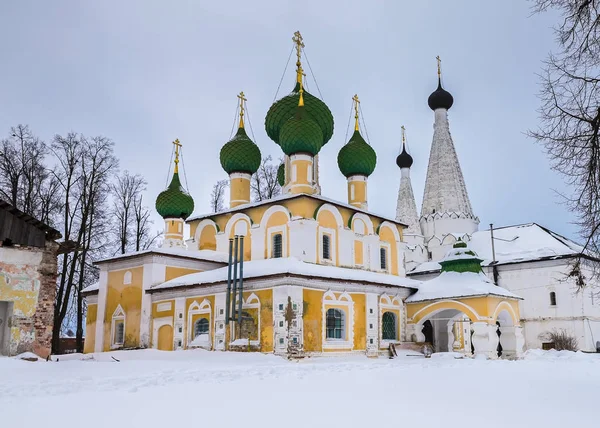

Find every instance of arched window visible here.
[194,318,209,337]
[272,233,283,258]
[326,308,345,339]
[382,312,397,340]
[550,291,557,306]
[380,247,388,270]
[322,234,331,260]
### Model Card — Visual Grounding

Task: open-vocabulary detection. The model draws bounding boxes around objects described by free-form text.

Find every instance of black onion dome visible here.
[396,145,413,168]
[427,78,454,111]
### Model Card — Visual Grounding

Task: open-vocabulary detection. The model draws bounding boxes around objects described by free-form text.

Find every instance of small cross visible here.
[401,125,406,144]
[173,138,182,171]
[436,55,441,78]
[292,31,304,61]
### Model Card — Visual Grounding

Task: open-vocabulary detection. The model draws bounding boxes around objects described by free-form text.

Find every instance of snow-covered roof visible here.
[186,193,407,227]
[94,248,229,265]
[410,223,586,274]
[405,271,521,303]
[82,282,99,293]
[152,257,420,291]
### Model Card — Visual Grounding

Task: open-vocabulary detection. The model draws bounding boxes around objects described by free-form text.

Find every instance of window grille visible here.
[322,234,331,260]
[114,321,124,345]
[194,318,209,337]
[380,247,388,270]
[272,233,283,258]
[326,308,344,339]
[382,312,396,340]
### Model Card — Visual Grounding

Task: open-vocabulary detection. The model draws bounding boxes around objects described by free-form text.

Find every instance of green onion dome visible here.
[279,105,324,156]
[277,163,285,186]
[155,172,195,219]
[265,82,334,146]
[337,130,377,178]
[219,127,262,175]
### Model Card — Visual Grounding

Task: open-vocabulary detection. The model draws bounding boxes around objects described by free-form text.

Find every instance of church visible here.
[82,32,599,358]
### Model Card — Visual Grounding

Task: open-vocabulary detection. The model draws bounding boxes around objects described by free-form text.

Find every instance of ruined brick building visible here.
[0,199,61,357]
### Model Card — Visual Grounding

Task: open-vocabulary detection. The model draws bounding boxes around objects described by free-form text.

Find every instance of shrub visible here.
[540,329,579,351]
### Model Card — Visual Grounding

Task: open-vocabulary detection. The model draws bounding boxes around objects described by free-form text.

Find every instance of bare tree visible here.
[51,133,117,353]
[133,194,161,251]
[111,171,147,254]
[251,155,281,202]
[0,125,60,223]
[210,179,228,212]
[530,1,600,289]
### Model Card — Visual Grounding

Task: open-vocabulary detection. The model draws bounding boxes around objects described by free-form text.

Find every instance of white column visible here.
[471,322,500,359]
[406,323,426,343]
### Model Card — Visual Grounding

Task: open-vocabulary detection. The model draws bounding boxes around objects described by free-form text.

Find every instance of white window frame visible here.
[111,304,126,349]
[322,291,354,350]
[380,243,391,272]
[187,299,212,346]
[379,294,402,347]
[318,226,336,265]
[267,225,287,258]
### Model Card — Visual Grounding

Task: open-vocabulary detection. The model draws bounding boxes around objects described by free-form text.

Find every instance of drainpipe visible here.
[490,223,499,285]
[231,236,239,337]
[225,239,233,324]
[237,236,245,334]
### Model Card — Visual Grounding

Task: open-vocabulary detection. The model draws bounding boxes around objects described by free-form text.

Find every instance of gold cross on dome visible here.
[401,125,406,145]
[292,31,304,64]
[436,55,442,78]
[237,91,247,128]
[173,138,182,173]
[352,94,360,131]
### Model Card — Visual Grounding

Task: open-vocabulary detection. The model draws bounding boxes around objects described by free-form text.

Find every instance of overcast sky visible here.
[0,1,577,241]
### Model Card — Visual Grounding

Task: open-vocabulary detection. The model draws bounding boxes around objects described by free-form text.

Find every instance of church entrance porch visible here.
[406,297,524,359]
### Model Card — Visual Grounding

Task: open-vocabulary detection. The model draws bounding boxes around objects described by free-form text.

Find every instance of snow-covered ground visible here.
[1,349,599,427]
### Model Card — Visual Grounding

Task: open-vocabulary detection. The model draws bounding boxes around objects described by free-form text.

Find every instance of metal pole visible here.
[225,238,233,324]
[238,236,244,329]
[489,223,496,262]
[231,236,239,331]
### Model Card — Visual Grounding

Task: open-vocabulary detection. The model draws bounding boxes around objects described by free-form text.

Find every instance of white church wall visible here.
[485,260,600,352]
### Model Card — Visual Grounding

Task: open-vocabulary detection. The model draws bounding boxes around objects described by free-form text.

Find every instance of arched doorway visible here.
[495,309,521,358]
[420,309,472,354]
[157,325,173,351]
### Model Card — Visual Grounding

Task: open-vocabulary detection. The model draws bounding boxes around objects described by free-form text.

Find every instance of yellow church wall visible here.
[198,224,217,250]
[103,266,144,351]
[347,179,367,207]
[407,296,521,325]
[83,304,97,354]
[264,211,290,259]
[351,293,366,350]
[241,289,273,352]
[228,218,252,261]
[379,225,399,275]
[354,240,364,265]
[165,267,201,282]
[303,288,323,352]
[152,300,175,318]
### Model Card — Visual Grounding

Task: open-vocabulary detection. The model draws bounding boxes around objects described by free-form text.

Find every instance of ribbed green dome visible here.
[265,82,334,146]
[337,130,377,177]
[279,106,324,156]
[277,163,285,186]
[155,172,195,219]
[220,127,262,175]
